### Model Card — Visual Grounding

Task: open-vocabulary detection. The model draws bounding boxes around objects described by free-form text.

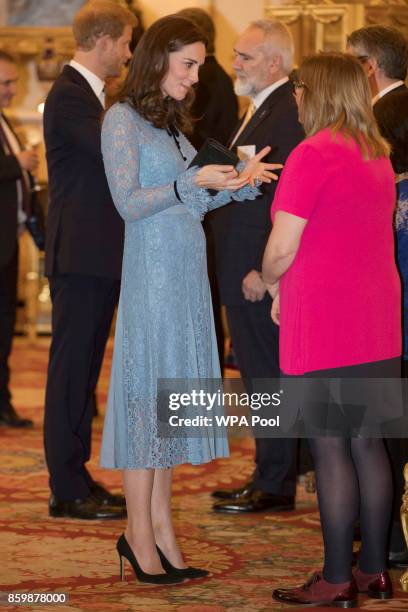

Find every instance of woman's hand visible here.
[266,281,279,299]
[194,165,249,191]
[239,146,283,187]
[271,292,280,326]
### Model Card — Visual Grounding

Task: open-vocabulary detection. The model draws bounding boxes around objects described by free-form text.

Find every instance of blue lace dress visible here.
[100,102,258,469]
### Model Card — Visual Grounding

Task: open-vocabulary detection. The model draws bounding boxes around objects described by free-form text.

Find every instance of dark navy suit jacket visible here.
[208,80,304,306]
[44,65,123,280]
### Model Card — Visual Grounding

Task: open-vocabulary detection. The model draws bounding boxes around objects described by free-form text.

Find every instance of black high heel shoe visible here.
[116,534,185,584]
[156,545,209,579]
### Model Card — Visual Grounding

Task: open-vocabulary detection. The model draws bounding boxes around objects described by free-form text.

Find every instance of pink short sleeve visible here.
[271,142,326,222]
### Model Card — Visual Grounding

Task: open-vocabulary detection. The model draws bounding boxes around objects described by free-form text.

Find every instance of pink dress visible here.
[271,128,401,375]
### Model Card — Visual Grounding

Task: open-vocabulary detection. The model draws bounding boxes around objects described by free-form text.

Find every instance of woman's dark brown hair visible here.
[119,14,207,133]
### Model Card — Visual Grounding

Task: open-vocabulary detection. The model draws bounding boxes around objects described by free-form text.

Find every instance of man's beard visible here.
[234,76,256,97]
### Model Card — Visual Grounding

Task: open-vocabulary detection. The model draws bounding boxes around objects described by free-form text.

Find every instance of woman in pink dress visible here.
[262,53,401,607]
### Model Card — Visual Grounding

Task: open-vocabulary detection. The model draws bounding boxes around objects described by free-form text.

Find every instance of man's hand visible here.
[242,269,266,302]
[16,150,38,172]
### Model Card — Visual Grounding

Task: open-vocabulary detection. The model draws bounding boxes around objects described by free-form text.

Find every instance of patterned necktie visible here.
[230,100,256,148]
[0,114,32,217]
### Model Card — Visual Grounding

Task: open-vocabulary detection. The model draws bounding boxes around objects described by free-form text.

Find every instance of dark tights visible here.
[309,437,393,583]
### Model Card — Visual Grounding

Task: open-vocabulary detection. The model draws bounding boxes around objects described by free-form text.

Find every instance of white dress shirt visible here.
[372,80,404,106]
[69,60,106,107]
[230,77,290,147]
[251,77,290,112]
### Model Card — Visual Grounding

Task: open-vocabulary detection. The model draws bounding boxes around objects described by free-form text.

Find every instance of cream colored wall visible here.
[213,0,264,72]
[139,0,210,27]
[138,0,264,75]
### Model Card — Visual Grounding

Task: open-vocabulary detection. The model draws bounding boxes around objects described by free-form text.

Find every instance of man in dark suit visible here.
[0,51,37,429]
[177,7,239,151]
[43,1,136,520]
[348,24,408,569]
[209,20,305,513]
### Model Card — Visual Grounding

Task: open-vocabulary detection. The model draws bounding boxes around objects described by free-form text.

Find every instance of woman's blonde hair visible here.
[298,52,390,159]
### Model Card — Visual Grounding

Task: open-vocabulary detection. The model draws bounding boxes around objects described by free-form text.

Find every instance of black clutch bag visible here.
[188,138,239,169]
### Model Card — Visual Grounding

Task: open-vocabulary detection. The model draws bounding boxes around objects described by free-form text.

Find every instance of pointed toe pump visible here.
[116,534,185,585]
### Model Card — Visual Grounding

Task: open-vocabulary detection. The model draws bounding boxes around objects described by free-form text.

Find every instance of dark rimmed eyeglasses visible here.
[292,80,306,92]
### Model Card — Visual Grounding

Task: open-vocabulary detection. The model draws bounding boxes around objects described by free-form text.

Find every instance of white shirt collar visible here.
[251,77,290,110]
[372,80,404,105]
[69,60,105,103]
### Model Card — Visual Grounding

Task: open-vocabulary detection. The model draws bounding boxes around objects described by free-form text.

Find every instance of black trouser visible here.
[0,248,18,408]
[204,219,225,372]
[226,299,298,496]
[44,274,119,501]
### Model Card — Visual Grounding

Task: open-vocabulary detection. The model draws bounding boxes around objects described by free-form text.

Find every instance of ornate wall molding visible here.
[0,26,74,57]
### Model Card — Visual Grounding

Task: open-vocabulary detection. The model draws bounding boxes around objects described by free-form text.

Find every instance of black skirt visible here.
[281,357,404,437]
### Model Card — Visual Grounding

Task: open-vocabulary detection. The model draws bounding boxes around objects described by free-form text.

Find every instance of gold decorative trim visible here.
[401,463,408,590]
[0,26,75,57]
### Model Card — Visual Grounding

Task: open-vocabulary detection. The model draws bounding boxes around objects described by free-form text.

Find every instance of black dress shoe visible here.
[211,480,254,500]
[89,481,126,507]
[388,549,408,568]
[49,494,127,520]
[213,490,295,513]
[0,403,33,428]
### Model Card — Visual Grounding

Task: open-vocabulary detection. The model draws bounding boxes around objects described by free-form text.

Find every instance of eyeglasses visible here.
[292,80,306,92]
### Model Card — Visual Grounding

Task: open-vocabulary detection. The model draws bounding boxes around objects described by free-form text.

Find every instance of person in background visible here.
[177,7,239,370]
[263,52,400,607]
[177,7,239,150]
[100,14,278,584]
[0,50,37,429]
[43,0,136,521]
[348,24,408,570]
[209,20,305,514]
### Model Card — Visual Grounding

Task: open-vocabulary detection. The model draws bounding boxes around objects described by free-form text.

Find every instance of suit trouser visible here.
[226,298,297,496]
[204,219,225,371]
[0,247,18,407]
[44,274,119,500]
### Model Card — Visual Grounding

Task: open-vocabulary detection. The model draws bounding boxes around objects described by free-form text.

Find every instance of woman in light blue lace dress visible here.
[100,16,278,584]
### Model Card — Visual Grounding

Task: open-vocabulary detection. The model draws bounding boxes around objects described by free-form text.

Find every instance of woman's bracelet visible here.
[174,180,182,202]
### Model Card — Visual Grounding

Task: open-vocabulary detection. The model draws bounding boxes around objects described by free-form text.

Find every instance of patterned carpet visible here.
[1,338,407,611]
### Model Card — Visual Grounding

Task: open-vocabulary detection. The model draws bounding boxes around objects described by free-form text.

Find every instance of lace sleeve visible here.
[206,160,261,211]
[102,104,194,222]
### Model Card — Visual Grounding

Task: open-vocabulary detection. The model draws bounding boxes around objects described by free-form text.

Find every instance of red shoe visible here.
[272,571,358,608]
[353,568,393,600]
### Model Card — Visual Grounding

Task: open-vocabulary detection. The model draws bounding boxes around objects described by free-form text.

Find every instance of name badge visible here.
[237,145,256,161]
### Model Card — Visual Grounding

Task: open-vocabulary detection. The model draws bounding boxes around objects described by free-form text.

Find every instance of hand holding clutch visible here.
[194,164,249,191]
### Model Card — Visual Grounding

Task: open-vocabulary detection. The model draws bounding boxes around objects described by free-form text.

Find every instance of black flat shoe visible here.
[49,494,126,520]
[156,545,209,579]
[117,534,185,584]
[211,480,254,500]
[0,403,33,428]
[213,491,295,513]
[89,481,126,507]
